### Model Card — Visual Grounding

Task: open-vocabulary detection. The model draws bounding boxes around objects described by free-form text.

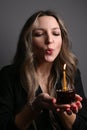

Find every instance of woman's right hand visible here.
[31,93,70,113]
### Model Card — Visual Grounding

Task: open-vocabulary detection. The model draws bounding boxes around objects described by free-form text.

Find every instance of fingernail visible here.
[52,98,56,103]
[57,108,60,112]
[67,110,72,115]
[76,101,80,107]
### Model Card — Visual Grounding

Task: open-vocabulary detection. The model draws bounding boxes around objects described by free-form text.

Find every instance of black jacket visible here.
[0,65,87,130]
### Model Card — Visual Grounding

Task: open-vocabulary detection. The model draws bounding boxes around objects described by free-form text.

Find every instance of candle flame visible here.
[63,64,66,70]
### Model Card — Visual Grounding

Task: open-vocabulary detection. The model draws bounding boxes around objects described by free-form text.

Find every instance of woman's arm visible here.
[0,66,39,130]
[15,103,39,130]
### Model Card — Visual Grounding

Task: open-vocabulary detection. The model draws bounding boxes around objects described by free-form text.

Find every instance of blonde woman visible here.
[0,10,87,130]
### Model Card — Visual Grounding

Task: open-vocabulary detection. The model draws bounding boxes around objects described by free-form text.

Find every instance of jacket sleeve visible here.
[0,66,19,130]
[72,69,87,130]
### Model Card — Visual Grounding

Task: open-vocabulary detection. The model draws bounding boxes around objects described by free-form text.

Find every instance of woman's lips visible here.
[45,48,53,55]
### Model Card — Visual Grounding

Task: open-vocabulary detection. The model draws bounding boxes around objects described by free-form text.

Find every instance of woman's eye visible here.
[53,32,60,36]
[33,32,43,37]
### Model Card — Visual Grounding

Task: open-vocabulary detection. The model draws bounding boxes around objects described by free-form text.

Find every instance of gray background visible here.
[0,0,87,97]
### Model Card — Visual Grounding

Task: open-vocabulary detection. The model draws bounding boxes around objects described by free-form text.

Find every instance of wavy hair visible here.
[13,10,78,102]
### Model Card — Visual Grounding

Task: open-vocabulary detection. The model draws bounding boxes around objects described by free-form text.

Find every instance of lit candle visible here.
[63,64,67,91]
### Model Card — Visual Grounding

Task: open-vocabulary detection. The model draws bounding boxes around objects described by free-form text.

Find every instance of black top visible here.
[0,65,87,130]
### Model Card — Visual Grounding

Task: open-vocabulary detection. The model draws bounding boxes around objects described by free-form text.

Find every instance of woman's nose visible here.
[45,34,54,44]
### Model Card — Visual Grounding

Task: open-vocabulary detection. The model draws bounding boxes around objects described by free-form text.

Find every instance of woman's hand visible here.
[56,94,82,115]
[55,94,83,130]
[32,93,82,115]
[69,94,82,114]
[31,93,70,113]
[32,93,56,112]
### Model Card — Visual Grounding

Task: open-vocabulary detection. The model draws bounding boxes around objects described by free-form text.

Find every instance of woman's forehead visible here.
[32,16,60,29]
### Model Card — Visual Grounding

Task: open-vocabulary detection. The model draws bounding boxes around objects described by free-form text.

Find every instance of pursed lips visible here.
[45,48,54,55]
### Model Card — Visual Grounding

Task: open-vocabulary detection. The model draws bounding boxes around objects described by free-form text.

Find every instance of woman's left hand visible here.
[64,94,82,115]
[69,94,82,113]
[55,94,83,115]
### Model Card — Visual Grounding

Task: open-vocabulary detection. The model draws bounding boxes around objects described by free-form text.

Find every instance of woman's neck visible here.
[36,62,52,77]
[36,62,53,93]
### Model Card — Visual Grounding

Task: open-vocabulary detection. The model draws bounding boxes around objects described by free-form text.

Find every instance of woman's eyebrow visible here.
[33,27,60,31]
[52,27,60,30]
[32,28,44,31]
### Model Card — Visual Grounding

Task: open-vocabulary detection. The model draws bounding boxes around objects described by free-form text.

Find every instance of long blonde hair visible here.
[13,10,78,102]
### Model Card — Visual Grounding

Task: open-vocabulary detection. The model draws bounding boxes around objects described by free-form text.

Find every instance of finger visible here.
[70,103,78,113]
[75,94,83,101]
[39,93,56,103]
[52,98,56,104]
[41,93,56,103]
[66,107,72,115]
[56,108,60,112]
[55,104,70,111]
[76,101,82,109]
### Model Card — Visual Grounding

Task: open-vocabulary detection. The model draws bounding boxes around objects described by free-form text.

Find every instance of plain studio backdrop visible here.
[0,0,87,97]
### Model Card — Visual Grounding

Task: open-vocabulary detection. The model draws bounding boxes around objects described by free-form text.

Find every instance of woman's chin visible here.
[45,57,55,63]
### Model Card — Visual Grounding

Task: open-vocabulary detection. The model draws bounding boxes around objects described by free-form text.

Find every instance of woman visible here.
[0,10,87,130]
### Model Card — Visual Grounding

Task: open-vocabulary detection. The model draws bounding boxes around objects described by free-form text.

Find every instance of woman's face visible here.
[32,16,62,63]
